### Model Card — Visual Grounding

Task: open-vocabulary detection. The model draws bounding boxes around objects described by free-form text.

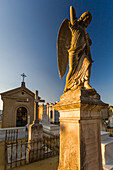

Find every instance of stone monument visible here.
[27,90,45,162]
[54,6,108,170]
[41,110,59,136]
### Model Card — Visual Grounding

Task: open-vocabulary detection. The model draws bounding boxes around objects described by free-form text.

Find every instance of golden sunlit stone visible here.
[57,6,93,93]
[55,6,108,170]
[54,88,108,170]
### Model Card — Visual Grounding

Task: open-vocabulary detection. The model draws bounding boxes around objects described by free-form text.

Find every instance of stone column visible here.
[53,108,55,123]
[46,104,49,121]
[54,88,108,170]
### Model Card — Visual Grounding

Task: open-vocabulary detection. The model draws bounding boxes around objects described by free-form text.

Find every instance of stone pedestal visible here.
[54,88,108,170]
[26,122,43,163]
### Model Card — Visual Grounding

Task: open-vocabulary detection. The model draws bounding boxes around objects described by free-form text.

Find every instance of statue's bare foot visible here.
[84,82,93,89]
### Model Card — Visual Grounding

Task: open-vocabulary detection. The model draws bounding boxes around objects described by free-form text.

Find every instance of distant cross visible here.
[34,90,45,123]
[21,73,27,82]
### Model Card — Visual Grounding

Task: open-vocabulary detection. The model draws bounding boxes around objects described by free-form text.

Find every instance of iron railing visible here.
[5,132,59,170]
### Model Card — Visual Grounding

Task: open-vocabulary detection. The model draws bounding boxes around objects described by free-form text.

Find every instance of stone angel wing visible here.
[57,19,71,79]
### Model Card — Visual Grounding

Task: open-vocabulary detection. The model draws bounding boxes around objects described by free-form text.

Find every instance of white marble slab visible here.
[41,122,59,136]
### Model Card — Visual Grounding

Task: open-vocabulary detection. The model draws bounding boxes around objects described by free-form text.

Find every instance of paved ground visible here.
[13,156,59,170]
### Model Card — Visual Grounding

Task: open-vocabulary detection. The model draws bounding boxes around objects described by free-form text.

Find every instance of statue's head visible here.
[78,11,92,27]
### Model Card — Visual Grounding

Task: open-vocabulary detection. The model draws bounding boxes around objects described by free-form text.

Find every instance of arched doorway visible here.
[50,110,53,119]
[16,107,27,127]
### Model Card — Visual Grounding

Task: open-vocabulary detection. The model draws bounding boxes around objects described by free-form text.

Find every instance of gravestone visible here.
[42,110,49,124]
[26,90,45,162]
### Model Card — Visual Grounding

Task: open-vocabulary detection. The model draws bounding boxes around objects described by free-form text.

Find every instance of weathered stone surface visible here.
[101,131,113,170]
[57,6,93,92]
[28,122,43,142]
[54,88,108,170]
[26,122,43,163]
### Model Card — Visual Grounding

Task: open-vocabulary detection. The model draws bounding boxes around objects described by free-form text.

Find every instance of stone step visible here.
[103,160,113,170]
[101,131,110,141]
[101,137,113,165]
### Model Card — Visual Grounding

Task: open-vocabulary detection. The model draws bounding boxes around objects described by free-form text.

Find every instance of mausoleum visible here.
[0,79,35,128]
[39,103,60,124]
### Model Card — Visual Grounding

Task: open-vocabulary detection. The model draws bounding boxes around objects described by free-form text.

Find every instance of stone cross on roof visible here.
[21,73,27,82]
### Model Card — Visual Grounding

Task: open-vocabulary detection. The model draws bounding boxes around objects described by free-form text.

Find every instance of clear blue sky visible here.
[0,0,113,109]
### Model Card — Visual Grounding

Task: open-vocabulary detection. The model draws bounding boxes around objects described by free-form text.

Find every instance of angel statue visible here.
[57,6,93,92]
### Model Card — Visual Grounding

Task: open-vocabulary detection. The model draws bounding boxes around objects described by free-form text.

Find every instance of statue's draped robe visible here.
[65,24,92,91]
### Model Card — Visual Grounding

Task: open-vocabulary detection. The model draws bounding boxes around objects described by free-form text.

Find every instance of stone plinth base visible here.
[26,122,43,163]
[101,131,113,170]
[54,88,108,170]
[103,160,113,170]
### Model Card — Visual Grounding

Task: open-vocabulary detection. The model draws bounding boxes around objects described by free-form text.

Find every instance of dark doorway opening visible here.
[16,107,27,127]
[50,110,53,119]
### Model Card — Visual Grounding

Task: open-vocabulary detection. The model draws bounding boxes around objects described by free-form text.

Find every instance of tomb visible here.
[41,110,59,136]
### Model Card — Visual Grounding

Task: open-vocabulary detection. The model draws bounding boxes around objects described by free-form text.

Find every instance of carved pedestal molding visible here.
[54,88,108,170]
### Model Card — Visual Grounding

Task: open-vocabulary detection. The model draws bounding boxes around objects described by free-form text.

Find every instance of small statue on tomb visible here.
[57,6,93,92]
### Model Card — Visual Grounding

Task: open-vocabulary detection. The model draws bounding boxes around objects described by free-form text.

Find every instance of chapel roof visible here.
[0,82,35,98]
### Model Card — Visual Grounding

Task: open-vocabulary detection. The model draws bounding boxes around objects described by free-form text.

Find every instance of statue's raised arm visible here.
[57,6,93,92]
